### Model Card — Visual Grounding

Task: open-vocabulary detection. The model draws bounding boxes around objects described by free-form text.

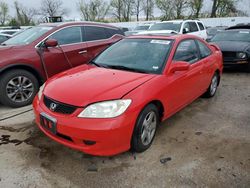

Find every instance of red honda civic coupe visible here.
[33,34,223,156]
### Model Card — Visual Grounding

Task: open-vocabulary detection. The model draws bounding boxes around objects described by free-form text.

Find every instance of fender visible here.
[0,63,45,85]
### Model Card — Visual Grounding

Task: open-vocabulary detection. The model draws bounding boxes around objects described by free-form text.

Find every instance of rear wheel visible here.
[131,104,160,152]
[0,69,39,108]
[203,72,219,98]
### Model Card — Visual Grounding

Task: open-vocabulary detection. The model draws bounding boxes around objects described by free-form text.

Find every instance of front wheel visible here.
[131,104,160,153]
[0,69,39,108]
[203,72,219,98]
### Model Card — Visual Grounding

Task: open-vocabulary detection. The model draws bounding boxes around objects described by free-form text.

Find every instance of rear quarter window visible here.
[105,28,124,38]
[198,22,205,30]
[196,40,212,58]
[84,26,107,41]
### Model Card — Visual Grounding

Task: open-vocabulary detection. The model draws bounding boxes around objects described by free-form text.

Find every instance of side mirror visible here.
[44,39,58,48]
[169,61,190,73]
[183,28,189,34]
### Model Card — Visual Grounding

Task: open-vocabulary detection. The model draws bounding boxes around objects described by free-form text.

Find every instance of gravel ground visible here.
[0,72,249,188]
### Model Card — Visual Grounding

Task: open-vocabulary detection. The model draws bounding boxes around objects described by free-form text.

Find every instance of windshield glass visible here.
[134,25,150,30]
[93,38,173,74]
[211,30,250,42]
[149,22,182,32]
[3,26,53,45]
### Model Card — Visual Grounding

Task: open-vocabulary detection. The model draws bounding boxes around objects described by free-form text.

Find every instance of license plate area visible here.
[40,112,57,134]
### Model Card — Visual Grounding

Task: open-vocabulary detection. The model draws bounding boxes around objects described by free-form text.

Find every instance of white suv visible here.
[138,20,207,40]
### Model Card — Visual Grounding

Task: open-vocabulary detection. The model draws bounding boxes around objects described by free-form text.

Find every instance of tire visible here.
[203,72,219,98]
[131,104,160,153]
[0,69,39,108]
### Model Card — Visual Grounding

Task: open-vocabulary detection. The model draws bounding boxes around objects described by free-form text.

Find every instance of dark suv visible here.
[0,22,124,107]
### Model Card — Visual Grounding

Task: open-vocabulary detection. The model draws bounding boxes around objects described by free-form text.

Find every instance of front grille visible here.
[43,96,77,114]
[222,51,236,61]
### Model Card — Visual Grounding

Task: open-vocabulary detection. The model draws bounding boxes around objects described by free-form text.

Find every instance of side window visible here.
[105,28,123,38]
[49,26,82,45]
[189,22,199,32]
[196,40,212,58]
[173,40,200,64]
[197,22,205,30]
[84,26,107,41]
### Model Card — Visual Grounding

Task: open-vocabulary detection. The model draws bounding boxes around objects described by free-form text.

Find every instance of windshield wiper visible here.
[89,61,107,68]
[106,65,147,73]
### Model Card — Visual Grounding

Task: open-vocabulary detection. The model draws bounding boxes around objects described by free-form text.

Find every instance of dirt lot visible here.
[0,72,249,188]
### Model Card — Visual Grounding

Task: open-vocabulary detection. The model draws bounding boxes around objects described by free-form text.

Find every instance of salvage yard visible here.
[0,72,249,188]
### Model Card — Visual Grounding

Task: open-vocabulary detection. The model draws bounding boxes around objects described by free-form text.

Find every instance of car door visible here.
[166,39,204,113]
[196,39,214,88]
[83,25,122,59]
[42,26,90,77]
[197,22,207,40]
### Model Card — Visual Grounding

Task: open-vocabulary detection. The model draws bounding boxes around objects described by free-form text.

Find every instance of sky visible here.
[2,0,250,20]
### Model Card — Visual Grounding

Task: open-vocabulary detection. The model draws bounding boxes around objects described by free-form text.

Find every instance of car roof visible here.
[127,33,199,40]
[161,19,201,23]
[222,29,250,32]
[39,21,120,29]
[227,23,250,30]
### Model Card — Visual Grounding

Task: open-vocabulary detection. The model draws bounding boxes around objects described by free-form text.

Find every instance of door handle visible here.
[79,50,87,55]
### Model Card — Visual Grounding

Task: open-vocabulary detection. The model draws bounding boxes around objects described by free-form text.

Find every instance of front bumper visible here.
[223,57,249,67]
[33,95,137,156]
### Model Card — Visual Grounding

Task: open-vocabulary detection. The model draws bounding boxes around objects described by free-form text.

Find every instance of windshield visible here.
[134,25,150,30]
[149,22,182,32]
[211,30,250,42]
[207,28,225,35]
[3,26,53,45]
[92,38,173,74]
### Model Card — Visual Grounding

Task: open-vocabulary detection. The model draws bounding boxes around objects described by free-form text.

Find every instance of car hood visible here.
[211,41,250,52]
[44,65,156,107]
[137,30,178,35]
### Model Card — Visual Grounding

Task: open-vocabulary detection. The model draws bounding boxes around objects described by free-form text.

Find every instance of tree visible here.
[14,1,37,25]
[0,1,9,25]
[78,0,109,21]
[173,0,189,19]
[143,0,154,20]
[156,0,175,20]
[40,0,67,17]
[210,0,239,17]
[110,0,124,21]
[189,0,204,18]
[134,0,144,21]
[156,0,188,20]
[122,0,135,21]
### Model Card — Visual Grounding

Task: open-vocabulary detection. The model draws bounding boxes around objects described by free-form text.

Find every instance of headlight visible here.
[78,99,132,118]
[237,52,247,59]
[38,83,45,100]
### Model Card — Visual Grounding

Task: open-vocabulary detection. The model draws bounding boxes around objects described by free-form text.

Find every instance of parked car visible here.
[138,20,207,40]
[33,34,223,156]
[0,29,21,36]
[0,33,11,43]
[125,24,152,36]
[210,29,250,71]
[226,23,250,30]
[206,26,227,42]
[0,22,124,107]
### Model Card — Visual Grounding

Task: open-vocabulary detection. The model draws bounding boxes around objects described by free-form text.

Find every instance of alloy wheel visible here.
[6,76,34,103]
[210,74,218,96]
[141,111,157,146]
